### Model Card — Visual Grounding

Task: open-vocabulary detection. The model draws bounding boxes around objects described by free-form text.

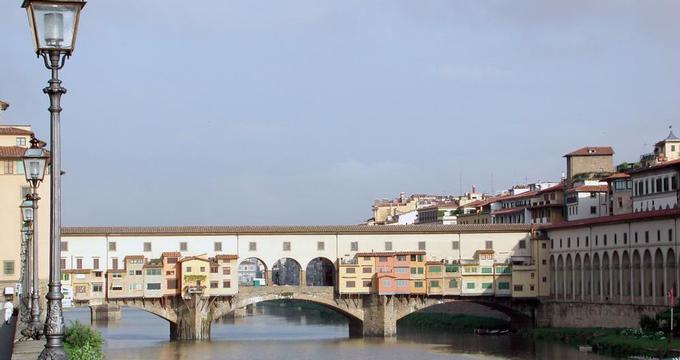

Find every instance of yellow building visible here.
[494,264,512,297]
[442,262,461,296]
[0,124,51,299]
[461,250,496,296]
[338,254,373,294]
[409,254,426,294]
[179,255,210,297]
[511,235,551,298]
[67,269,104,305]
[425,261,444,295]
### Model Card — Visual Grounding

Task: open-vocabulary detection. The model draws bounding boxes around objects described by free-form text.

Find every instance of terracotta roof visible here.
[214,254,238,261]
[567,185,608,193]
[0,127,33,136]
[564,146,614,157]
[603,173,630,181]
[124,255,145,260]
[61,224,532,236]
[107,269,125,273]
[161,252,181,258]
[63,269,92,274]
[475,249,495,254]
[425,260,444,265]
[627,159,680,175]
[498,191,538,202]
[0,146,26,158]
[179,255,210,263]
[143,263,163,268]
[542,208,680,230]
[535,183,564,195]
[376,274,396,278]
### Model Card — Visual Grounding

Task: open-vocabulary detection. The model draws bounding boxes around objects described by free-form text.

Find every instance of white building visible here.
[630,160,679,213]
[565,181,608,221]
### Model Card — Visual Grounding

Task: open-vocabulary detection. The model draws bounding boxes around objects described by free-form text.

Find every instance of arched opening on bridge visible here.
[583,254,591,299]
[612,251,620,301]
[556,255,564,299]
[239,257,268,286]
[643,250,653,303]
[622,251,631,301]
[305,257,335,286]
[574,254,582,300]
[602,252,610,301]
[668,249,677,303]
[655,248,665,305]
[633,250,642,303]
[592,253,601,300]
[272,258,302,286]
[549,256,555,299]
[565,254,573,299]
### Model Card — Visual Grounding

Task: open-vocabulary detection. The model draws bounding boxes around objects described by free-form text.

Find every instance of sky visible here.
[0,1,678,226]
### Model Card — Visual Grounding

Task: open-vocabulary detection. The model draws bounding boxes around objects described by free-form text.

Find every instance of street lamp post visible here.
[21,1,86,358]
[22,136,49,340]
[20,220,33,326]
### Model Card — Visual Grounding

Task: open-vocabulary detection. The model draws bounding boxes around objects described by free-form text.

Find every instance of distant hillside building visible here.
[564,146,614,187]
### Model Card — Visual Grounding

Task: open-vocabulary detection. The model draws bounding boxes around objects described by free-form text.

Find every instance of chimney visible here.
[0,100,8,122]
[472,185,476,193]
[399,192,405,203]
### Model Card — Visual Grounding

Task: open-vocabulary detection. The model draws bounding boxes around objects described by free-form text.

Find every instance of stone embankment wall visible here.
[537,301,662,328]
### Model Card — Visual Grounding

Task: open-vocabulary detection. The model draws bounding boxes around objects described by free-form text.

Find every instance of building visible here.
[629,159,680,213]
[143,260,164,298]
[640,129,680,168]
[528,183,565,224]
[564,146,615,188]
[565,182,609,221]
[123,256,145,298]
[179,255,210,297]
[371,193,457,225]
[604,173,632,216]
[416,203,459,225]
[0,122,50,299]
[161,252,180,296]
[209,255,239,296]
[457,198,494,224]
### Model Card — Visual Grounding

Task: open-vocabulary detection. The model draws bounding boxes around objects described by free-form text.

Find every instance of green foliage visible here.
[639,315,659,332]
[64,321,104,360]
[398,312,509,332]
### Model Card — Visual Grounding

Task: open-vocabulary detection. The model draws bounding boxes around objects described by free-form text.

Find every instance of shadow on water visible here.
[64,303,613,360]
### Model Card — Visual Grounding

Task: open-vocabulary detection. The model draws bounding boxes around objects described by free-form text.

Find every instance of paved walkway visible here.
[11,340,44,360]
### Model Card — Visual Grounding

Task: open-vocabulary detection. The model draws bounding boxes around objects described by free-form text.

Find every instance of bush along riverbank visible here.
[397,312,510,332]
[64,321,104,360]
[523,327,680,358]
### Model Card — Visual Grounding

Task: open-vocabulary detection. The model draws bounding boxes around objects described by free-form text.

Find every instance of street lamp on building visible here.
[22,0,86,358]
[21,136,49,339]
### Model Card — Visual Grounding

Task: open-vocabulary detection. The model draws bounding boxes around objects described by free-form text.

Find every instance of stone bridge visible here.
[99,286,539,340]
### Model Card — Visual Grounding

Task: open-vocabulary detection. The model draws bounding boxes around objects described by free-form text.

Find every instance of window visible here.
[76,258,83,269]
[16,137,26,146]
[249,242,257,251]
[109,241,117,251]
[542,243,547,249]
[634,232,638,243]
[624,233,628,244]
[395,267,408,274]
[542,259,547,265]
[3,261,15,275]
[466,282,476,289]
[167,257,177,264]
[4,161,13,174]
[414,281,423,288]
[586,236,589,247]
[590,206,597,214]
[210,281,218,289]
[223,267,231,275]
[498,282,510,290]
[346,281,356,288]
[382,279,391,287]
[384,242,393,251]
[542,276,547,283]
[345,267,356,273]
[317,241,325,251]
[445,265,458,273]
[481,267,493,274]
[93,258,99,270]
[658,230,661,242]
[283,242,291,251]
[670,229,674,242]
[514,285,524,292]
[418,241,426,250]
[362,267,372,273]
[429,266,442,273]
[396,255,407,261]
[167,279,178,289]
[200,267,206,272]
[519,240,526,249]
[396,280,408,287]
[186,266,192,272]
[210,266,218,273]
[180,242,188,251]
[430,280,440,288]
[567,238,571,248]
[60,258,66,269]
[603,234,607,246]
[351,242,358,251]
[645,231,649,243]
[448,279,458,288]
[112,258,119,270]
[135,270,143,275]
[223,280,231,288]
[143,283,160,290]
[452,241,459,250]
[485,241,493,250]
[214,242,222,252]
[496,266,511,274]
[378,256,388,263]
[144,242,152,252]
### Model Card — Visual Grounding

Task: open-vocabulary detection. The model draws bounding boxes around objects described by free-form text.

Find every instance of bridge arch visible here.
[272,257,302,285]
[104,298,178,324]
[305,257,335,286]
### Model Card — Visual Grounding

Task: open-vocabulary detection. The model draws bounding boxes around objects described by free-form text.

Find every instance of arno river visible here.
[64,303,611,360]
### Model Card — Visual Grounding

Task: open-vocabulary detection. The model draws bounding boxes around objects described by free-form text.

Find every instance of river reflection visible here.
[64,303,611,360]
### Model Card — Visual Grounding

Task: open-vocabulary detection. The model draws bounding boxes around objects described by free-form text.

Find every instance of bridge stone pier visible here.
[105,286,538,340]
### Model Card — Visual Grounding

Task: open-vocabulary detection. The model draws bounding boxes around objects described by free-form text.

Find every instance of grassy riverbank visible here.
[398,312,509,332]
[524,327,680,358]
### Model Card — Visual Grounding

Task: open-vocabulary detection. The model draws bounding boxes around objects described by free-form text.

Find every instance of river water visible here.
[64,303,612,360]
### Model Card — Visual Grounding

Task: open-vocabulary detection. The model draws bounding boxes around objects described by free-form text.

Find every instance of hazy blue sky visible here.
[0,1,677,226]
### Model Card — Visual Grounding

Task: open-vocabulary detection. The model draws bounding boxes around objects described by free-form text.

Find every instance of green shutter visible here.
[498,282,510,290]
[482,282,493,289]
[466,282,476,289]
[481,267,493,274]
